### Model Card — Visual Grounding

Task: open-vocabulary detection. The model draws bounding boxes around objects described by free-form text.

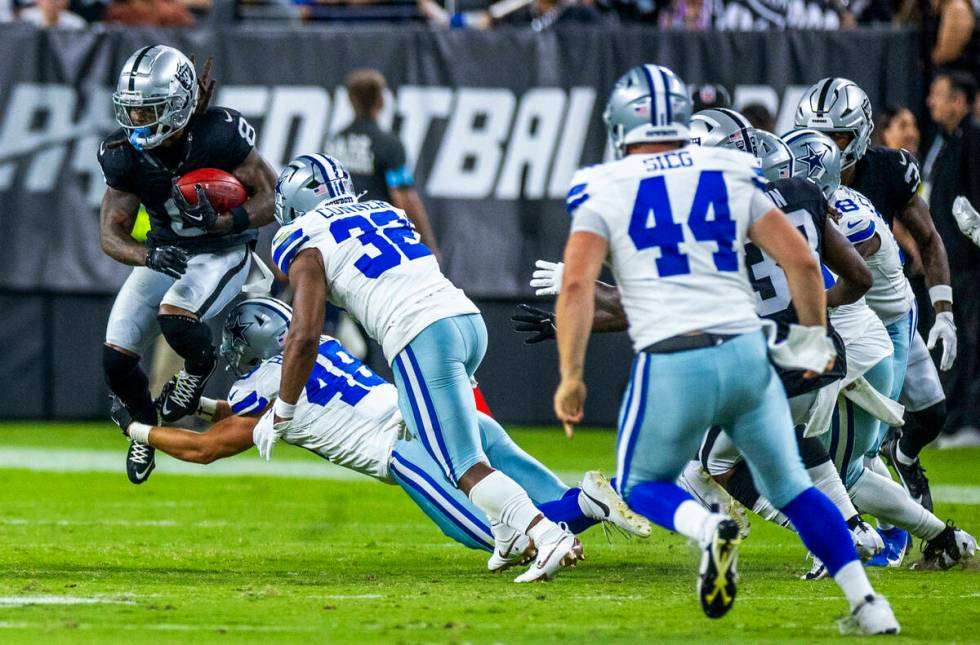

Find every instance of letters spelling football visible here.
[176,168,247,212]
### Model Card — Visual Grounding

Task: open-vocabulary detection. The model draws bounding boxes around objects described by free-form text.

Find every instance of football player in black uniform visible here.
[98,45,277,483]
[795,78,956,507]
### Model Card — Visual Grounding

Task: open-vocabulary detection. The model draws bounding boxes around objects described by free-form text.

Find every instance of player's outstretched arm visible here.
[99,187,148,266]
[276,249,327,424]
[554,231,607,427]
[899,195,952,312]
[213,149,278,233]
[148,415,258,464]
[821,217,873,308]
[749,209,826,328]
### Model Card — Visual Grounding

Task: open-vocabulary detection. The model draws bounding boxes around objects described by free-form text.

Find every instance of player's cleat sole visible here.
[514,532,583,583]
[838,593,900,635]
[158,362,216,423]
[126,441,155,485]
[580,471,652,538]
[698,518,740,619]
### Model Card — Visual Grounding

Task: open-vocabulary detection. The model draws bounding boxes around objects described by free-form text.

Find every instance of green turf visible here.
[0,423,977,644]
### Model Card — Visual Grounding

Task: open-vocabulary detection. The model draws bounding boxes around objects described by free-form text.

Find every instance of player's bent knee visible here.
[158,314,215,366]
[103,344,140,382]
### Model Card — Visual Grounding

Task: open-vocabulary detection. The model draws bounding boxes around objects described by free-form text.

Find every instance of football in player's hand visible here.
[176,168,247,213]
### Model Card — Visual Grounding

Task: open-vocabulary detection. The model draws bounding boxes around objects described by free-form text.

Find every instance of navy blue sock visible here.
[626,481,693,531]
[538,488,597,534]
[781,487,858,576]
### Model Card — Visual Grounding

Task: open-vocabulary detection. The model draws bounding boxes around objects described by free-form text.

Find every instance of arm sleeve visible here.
[838,211,877,244]
[271,224,312,274]
[570,206,611,239]
[566,175,610,238]
[98,141,136,193]
[381,138,414,189]
[228,363,280,415]
[894,149,921,209]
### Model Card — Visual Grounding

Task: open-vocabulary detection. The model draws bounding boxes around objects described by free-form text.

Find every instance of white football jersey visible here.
[271,200,478,364]
[228,335,403,483]
[569,146,773,352]
[831,186,914,326]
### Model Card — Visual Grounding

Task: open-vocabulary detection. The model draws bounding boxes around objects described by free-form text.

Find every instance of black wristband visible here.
[230,206,250,233]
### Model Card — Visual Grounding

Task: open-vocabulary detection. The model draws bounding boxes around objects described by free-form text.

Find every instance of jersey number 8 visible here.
[628,171,737,277]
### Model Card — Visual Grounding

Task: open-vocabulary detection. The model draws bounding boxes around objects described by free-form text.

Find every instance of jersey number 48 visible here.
[628,171,737,277]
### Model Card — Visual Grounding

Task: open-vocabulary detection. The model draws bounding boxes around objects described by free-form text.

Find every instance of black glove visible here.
[145,245,189,279]
[109,395,135,437]
[172,181,218,230]
[511,304,556,344]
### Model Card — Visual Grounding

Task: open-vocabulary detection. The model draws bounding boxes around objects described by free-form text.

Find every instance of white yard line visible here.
[0,596,135,607]
[0,447,977,504]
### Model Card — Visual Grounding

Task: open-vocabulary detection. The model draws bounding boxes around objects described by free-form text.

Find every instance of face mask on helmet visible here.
[782,129,843,200]
[220,297,292,377]
[689,108,759,156]
[603,64,692,158]
[794,77,874,170]
[274,154,356,226]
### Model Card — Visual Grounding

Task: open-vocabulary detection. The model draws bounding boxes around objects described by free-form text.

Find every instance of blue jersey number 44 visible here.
[628,170,737,277]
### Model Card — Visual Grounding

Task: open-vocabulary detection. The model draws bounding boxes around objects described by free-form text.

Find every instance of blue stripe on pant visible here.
[389,437,494,552]
[392,314,488,486]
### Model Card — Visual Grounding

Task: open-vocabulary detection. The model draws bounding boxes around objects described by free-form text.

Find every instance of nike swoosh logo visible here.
[134,464,153,480]
[223,109,233,123]
[161,400,175,417]
[846,221,861,229]
[582,490,611,516]
[498,535,520,559]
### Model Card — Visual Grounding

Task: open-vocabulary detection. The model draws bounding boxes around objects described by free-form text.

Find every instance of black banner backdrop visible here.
[0,25,921,296]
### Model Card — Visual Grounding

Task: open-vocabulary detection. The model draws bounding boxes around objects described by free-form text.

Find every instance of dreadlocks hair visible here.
[107,53,217,149]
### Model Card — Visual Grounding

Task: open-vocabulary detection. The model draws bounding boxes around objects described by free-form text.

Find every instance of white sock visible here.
[468,470,560,541]
[849,469,945,540]
[751,497,791,528]
[808,460,859,519]
[865,456,896,530]
[833,560,876,611]
[673,499,714,546]
[128,422,151,445]
[895,443,916,466]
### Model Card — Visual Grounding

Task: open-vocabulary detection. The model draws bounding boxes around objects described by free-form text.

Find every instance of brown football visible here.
[176,168,247,212]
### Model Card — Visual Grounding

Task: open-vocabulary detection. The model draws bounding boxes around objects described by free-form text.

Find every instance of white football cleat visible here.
[487,522,535,573]
[514,529,583,583]
[801,554,828,581]
[838,594,900,635]
[579,471,652,538]
[851,519,885,561]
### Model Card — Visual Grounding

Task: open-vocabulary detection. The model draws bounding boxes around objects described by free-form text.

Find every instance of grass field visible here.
[0,422,977,644]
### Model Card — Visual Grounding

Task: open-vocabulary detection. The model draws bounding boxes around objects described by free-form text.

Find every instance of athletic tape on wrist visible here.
[230,206,250,234]
[274,398,296,419]
[197,397,217,421]
[929,285,952,305]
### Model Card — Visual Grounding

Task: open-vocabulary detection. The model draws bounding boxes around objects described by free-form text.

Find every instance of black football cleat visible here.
[922,522,977,569]
[126,441,156,485]
[698,518,741,619]
[881,433,934,512]
[157,360,216,423]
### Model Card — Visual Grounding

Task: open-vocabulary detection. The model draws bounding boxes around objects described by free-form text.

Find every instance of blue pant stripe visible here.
[393,355,439,464]
[615,357,640,495]
[618,354,650,495]
[404,346,456,482]
[390,453,493,547]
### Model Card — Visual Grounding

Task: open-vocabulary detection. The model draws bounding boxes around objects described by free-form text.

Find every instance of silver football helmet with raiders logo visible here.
[220,297,292,377]
[794,77,873,170]
[112,45,198,150]
[782,129,842,200]
[689,108,759,156]
[603,65,692,158]
[754,130,795,182]
[274,153,356,226]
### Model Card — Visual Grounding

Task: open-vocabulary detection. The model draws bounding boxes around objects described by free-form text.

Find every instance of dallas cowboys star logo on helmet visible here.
[798,143,826,176]
[227,315,253,346]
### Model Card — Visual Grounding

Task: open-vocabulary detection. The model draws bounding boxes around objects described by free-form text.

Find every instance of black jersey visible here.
[849,146,920,227]
[327,118,413,202]
[98,106,258,253]
[744,177,845,397]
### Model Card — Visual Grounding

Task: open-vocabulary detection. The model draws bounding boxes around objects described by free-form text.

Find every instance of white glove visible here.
[767,324,837,374]
[253,408,290,461]
[529,260,564,297]
[927,311,957,371]
[952,196,980,247]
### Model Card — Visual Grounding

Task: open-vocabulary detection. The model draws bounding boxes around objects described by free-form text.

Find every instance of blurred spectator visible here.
[712,0,843,29]
[326,69,440,257]
[103,0,194,25]
[420,0,604,29]
[70,0,108,21]
[1,0,14,20]
[922,70,980,442]
[659,0,710,29]
[18,0,86,26]
[875,104,921,156]
[742,102,774,132]
[690,83,732,111]
[920,0,979,81]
